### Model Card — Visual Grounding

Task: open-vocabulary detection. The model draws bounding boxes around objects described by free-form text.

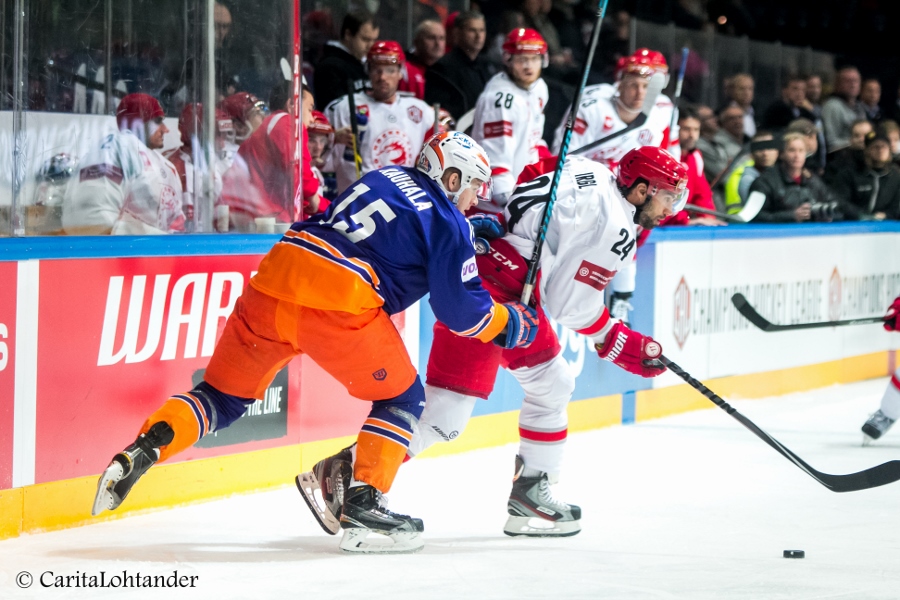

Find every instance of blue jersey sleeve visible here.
[427,233,508,343]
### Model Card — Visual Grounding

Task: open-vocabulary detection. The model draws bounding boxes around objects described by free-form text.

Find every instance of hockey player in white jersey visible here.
[63,93,184,235]
[861,296,900,444]
[472,28,550,212]
[553,48,678,326]
[326,40,435,193]
[300,146,688,538]
[553,48,679,168]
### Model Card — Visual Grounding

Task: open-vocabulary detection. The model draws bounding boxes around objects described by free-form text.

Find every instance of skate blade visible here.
[296,472,340,535]
[339,528,424,554]
[862,434,875,447]
[91,461,125,517]
[503,515,581,538]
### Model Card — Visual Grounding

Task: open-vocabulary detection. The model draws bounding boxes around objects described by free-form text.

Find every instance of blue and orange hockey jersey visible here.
[251,166,508,342]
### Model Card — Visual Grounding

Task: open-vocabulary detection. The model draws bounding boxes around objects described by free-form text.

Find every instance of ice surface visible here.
[3,378,900,599]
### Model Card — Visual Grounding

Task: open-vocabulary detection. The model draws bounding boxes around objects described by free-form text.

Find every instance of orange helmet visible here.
[367,40,406,66]
[616,48,669,82]
[308,110,334,136]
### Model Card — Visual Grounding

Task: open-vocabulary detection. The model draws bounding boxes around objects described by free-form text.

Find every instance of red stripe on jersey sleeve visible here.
[483,121,513,138]
[575,307,611,336]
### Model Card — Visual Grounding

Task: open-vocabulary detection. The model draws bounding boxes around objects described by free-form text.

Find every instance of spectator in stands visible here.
[860,78,883,123]
[889,83,900,123]
[63,94,184,235]
[313,10,379,110]
[806,74,824,119]
[785,118,821,175]
[823,118,872,185]
[724,130,780,214]
[220,92,268,143]
[697,104,748,190]
[822,65,864,153]
[879,119,900,163]
[832,128,900,221]
[760,76,816,130]
[675,107,722,224]
[697,104,719,140]
[749,132,840,223]
[402,20,446,100]
[548,0,588,65]
[520,0,572,70]
[425,11,494,121]
[724,73,756,137]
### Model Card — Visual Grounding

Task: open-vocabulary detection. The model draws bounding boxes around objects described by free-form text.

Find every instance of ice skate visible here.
[91,422,174,516]
[296,445,353,535]
[504,455,581,537]
[338,484,424,553]
[609,292,634,328]
[862,410,896,446]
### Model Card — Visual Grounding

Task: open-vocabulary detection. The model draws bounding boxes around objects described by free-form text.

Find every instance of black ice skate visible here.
[91,422,174,516]
[504,455,581,537]
[862,410,896,445]
[609,292,634,328]
[296,445,354,535]
[338,484,424,553]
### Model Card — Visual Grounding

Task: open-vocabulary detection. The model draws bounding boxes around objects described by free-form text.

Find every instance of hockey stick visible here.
[686,190,764,223]
[731,293,886,332]
[668,47,689,133]
[432,103,441,135]
[660,356,900,492]
[455,108,475,135]
[346,79,363,179]
[521,0,610,305]
[570,72,666,157]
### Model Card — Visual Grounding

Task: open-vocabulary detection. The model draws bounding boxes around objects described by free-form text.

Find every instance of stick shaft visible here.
[521,0,610,305]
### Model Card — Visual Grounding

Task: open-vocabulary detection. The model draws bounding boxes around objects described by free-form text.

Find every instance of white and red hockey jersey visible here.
[552,84,679,172]
[326,92,435,193]
[502,155,637,339]
[63,130,184,235]
[473,72,549,210]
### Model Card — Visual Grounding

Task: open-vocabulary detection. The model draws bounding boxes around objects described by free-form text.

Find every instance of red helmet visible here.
[219,92,268,123]
[616,48,668,80]
[617,146,689,212]
[308,110,334,136]
[367,40,406,66]
[178,104,235,146]
[502,28,548,56]
[116,93,164,129]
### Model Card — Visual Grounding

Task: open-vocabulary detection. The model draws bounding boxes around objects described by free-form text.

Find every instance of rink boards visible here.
[0,222,898,539]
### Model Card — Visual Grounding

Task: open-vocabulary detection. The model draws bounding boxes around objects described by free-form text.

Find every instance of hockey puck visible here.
[783,550,805,559]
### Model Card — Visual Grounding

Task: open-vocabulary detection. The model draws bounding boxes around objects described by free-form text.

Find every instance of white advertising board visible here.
[652,232,900,388]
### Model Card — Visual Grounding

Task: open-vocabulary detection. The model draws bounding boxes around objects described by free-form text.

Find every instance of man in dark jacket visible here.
[760,76,817,130]
[313,10,379,109]
[832,129,900,220]
[749,132,841,223]
[823,118,872,186]
[424,11,495,123]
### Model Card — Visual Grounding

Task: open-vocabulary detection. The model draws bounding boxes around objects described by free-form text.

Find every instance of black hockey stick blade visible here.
[732,293,885,332]
[659,356,900,492]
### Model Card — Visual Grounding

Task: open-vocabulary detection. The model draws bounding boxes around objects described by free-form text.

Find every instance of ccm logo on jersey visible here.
[574,260,615,291]
[461,257,479,282]
[483,121,513,138]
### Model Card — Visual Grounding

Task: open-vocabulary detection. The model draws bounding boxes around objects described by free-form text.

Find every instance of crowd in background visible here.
[12,0,900,236]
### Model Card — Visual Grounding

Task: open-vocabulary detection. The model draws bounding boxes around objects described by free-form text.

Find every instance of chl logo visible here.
[372,368,387,381]
[673,276,691,349]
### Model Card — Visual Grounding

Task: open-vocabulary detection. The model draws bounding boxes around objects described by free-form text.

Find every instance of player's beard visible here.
[635,201,661,229]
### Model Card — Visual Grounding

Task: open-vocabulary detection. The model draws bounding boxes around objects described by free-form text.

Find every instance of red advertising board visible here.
[33,254,367,484]
[0,261,16,490]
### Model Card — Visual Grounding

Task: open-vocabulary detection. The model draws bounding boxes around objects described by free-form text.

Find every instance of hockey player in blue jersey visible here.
[92,131,540,554]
